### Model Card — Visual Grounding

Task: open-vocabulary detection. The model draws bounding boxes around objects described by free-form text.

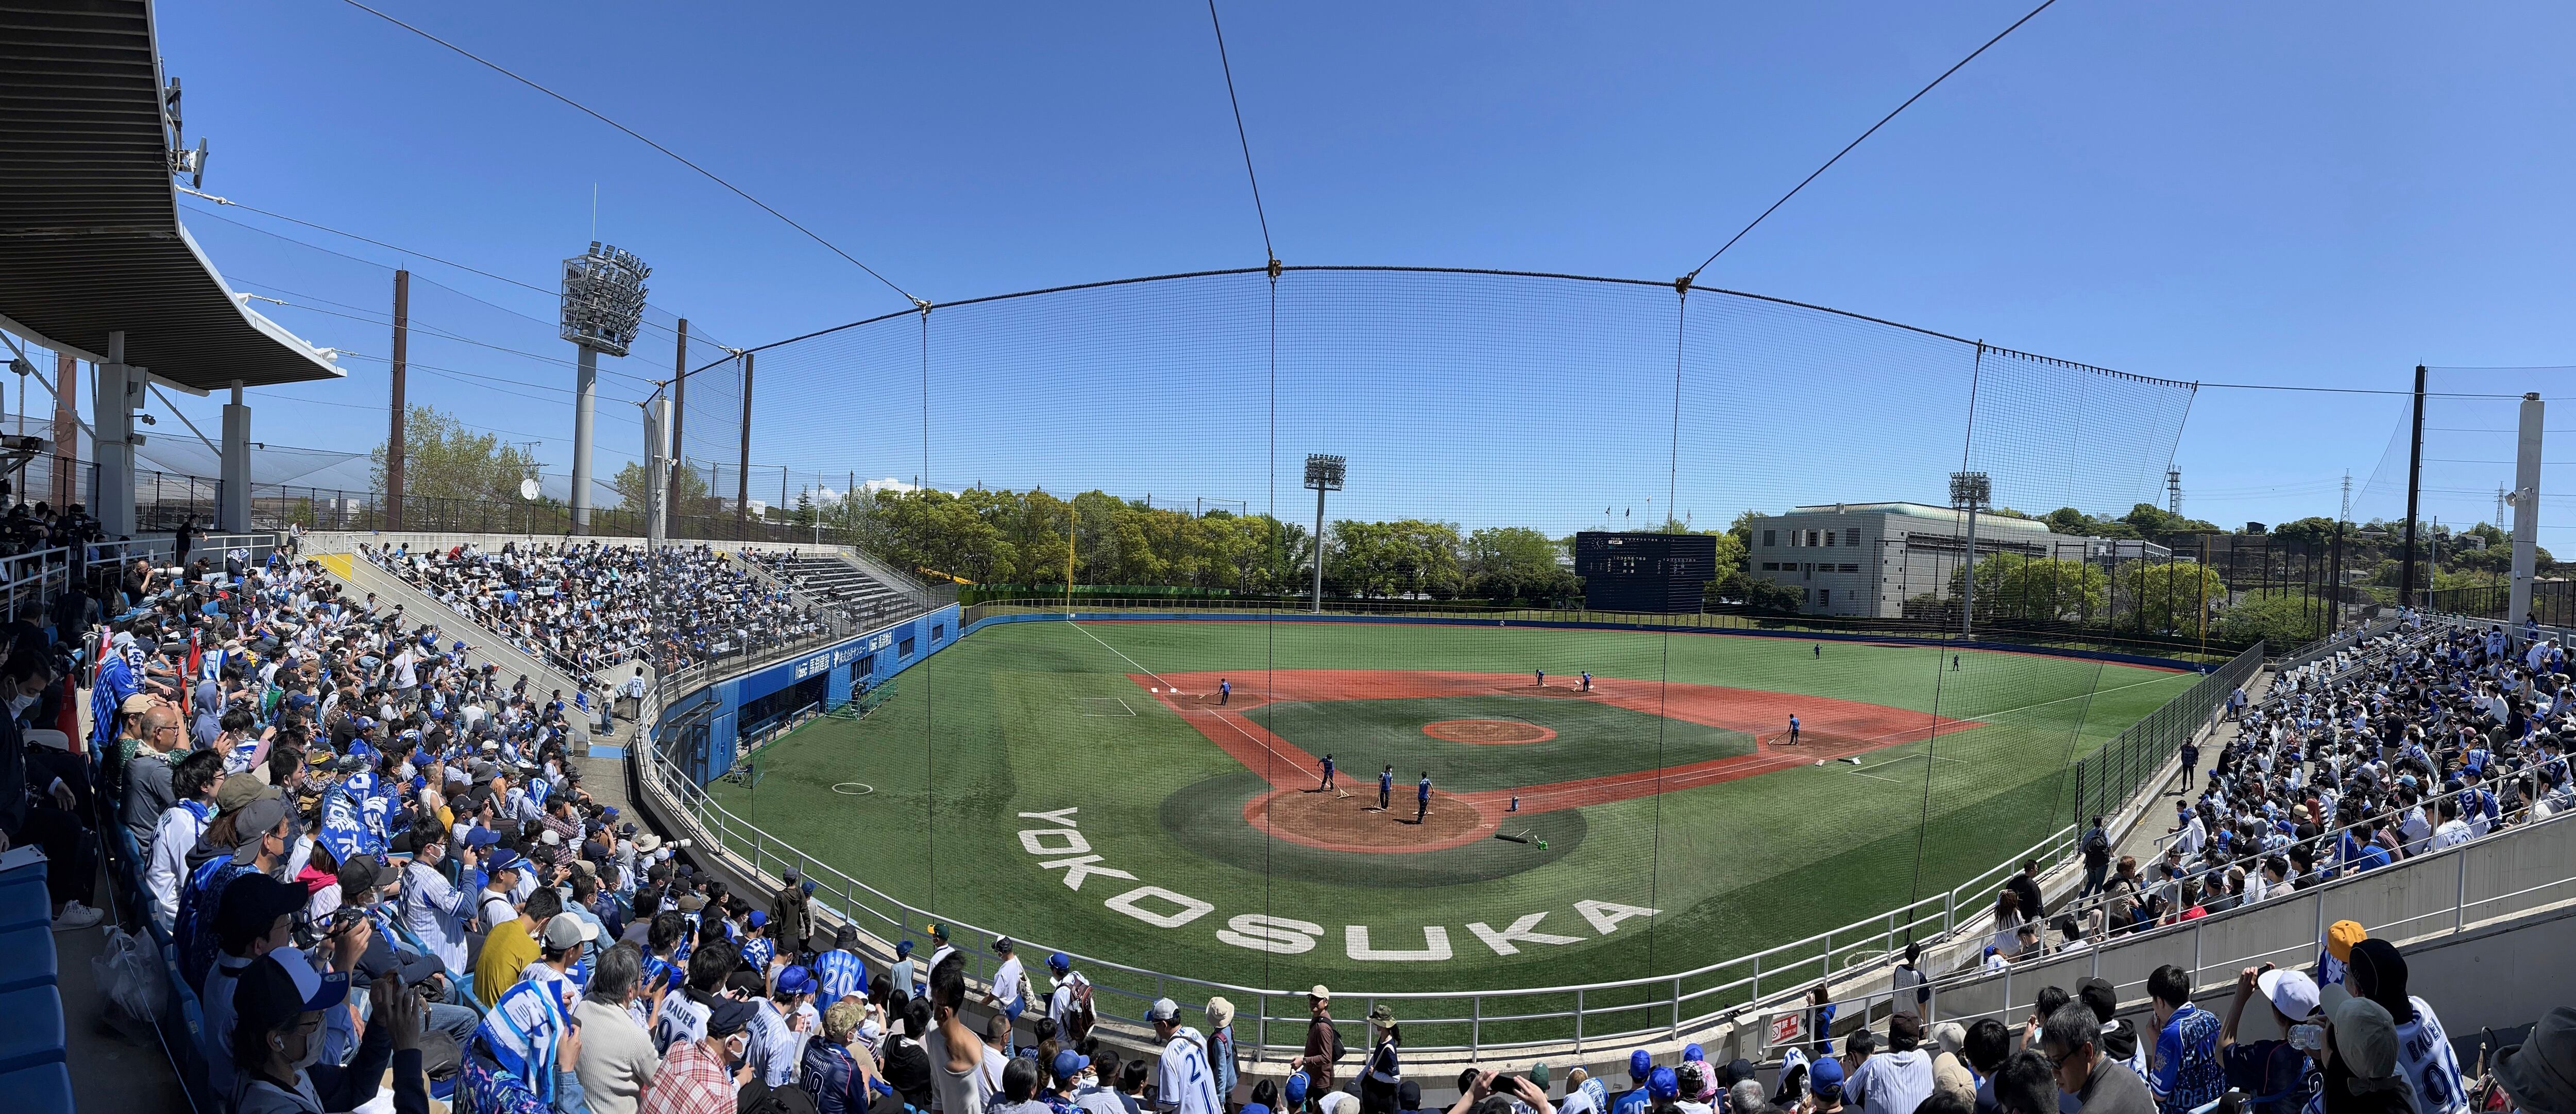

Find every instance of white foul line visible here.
[1066,619,1313,778]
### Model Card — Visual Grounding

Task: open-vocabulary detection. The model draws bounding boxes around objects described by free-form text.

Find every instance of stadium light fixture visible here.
[1950,470,1991,639]
[1305,453,1346,613]
[561,241,651,536]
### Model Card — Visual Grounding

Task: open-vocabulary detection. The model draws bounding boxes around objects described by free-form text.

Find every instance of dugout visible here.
[1575,531,1717,613]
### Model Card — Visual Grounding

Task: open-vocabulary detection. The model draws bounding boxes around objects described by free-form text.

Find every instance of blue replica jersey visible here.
[814,949,866,1010]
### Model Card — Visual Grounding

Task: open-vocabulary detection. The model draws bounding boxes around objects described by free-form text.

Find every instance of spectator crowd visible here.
[366,541,834,679]
[9,534,2572,1114]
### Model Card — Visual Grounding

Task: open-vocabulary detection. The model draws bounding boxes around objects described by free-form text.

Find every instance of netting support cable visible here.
[336,0,919,305]
[1204,0,1278,265]
[1681,0,2062,284]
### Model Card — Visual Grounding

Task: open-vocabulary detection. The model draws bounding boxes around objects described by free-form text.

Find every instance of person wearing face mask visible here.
[177,790,298,990]
[230,951,428,1114]
[145,748,227,929]
[644,994,760,1114]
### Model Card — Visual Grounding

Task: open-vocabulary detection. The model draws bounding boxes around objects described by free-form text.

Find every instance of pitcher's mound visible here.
[1422,718,1556,745]
[1243,786,1492,853]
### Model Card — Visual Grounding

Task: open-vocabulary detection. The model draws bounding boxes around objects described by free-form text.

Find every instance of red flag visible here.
[57,671,81,755]
[182,631,201,717]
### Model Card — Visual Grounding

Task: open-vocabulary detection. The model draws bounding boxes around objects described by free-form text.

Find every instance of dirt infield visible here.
[1421,718,1556,744]
[1134,669,1983,824]
[1242,784,1496,853]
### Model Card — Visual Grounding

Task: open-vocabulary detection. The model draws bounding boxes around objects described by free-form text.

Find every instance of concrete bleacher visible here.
[765,551,921,631]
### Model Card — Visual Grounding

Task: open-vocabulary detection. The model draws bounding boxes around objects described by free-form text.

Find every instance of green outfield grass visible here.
[703,618,2195,1002]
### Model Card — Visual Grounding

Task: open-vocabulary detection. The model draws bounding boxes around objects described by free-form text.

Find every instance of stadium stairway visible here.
[755,551,923,632]
[316,545,638,819]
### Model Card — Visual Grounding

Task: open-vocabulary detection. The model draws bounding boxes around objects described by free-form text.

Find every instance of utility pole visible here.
[735,350,755,540]
[2342,472,2353,526]
[387,268,408,529]
[2166,468,2183,516]
[2398,364,2427,614]
[670,317,688,524]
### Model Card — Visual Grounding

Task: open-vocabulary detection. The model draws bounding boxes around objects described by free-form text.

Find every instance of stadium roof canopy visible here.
[0,0,346,391]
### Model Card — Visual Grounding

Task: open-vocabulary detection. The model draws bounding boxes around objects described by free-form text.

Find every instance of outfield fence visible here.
[634,630,2264,1063]
[2065,642,2266,828]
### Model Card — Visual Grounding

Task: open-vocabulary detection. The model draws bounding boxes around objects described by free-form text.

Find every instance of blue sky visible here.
[121,1,2576,536]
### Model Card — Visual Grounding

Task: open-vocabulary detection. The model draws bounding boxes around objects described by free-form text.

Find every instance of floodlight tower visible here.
[560,242,651,535]
[1951,470,1992,639]
[1304,453,1346,613]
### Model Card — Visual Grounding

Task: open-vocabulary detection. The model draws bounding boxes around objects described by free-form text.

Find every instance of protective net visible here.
[665,265,2222,1045]
[2357,368,2576,624]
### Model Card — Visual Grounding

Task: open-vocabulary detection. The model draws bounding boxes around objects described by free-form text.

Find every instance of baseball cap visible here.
[1683,1043,1705,1062]
[1629,1049,1654,1080]
[487,848,527,875]
[779,966,816,995]
[227,795,296,864]
[993,936,1014,954]
[120,693,156,715]
[706,997,759,1037]
[2326,919,2368,962]
[1310,984,1332,1001]
[231,948,352,1044]
[1648,1067,1680,1100]
[1047,951,1072,973]
[336,853,394,895]
[541,913,599,950]
[926,922,950,941]
[1147,998,1181,1022]
[2325,988,2403,1083]
[2258,968,2323,1021]
[894,940,913,957]
[1723,1059,1757,1087]
[749,910,768,929]
[1285,1073,1311,1107]
[463,826,502,848]
[1807,1056,1845,1098]
[677,893,706,912]
[1054,1050,1091,1082]
[215,873,309,952]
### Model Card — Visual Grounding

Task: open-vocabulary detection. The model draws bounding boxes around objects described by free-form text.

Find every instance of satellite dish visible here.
[520,478,540,501]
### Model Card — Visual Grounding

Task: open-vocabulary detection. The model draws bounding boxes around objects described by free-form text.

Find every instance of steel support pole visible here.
[737,352,756,538]
[2398,364,2427,613]
[1311,485,1327,613]
[388,269,409,529]
[2511,392,2544,629]
[572,344,599,534]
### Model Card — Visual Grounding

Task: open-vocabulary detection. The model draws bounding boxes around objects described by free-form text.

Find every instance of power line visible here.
[1684,0,2061,282]
[181,190,555,298]
[1204,0,1275,263]
[336,0,919,306]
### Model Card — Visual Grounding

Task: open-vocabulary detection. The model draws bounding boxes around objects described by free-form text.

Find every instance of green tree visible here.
[2213,592,2330,647]
[2110,560,2229,635]
[372,404,539,508]
[1462,526,1578,605]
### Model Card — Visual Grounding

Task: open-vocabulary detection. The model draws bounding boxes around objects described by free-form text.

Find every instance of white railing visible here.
[641,723,2094,1059]
[628,614,2257,1062]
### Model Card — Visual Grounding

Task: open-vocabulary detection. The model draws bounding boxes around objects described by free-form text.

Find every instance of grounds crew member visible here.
[1416,771,1432,824]
[1378,766,1394,810]
[1319,753,1336,791]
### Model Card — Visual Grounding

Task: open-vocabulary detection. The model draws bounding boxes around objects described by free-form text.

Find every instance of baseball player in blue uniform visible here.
[1580,670,1592,692]
[1415,771,1432,823]
[1378,765,1394,809]
[1535,668,1546,687]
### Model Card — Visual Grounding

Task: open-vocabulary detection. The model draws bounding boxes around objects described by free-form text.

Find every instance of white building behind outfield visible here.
[1742,501,2092,618]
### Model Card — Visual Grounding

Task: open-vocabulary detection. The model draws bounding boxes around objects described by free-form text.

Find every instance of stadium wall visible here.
[656,603,960,786]
[955,605,2218,673]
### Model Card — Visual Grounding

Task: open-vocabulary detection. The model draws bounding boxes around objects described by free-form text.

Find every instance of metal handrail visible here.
[633,662,2253,1059]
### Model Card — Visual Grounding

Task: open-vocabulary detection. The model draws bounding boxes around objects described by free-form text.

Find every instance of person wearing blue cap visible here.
[890,938,921,1000]
[1806,1056,1847,1113]
[747,963,815,1087]
[742,909,775,973]
[1647,1066,1682,1112]
[1614,1051,1657,1114]
[1285,1069,1313,1114]
[1047,951,1097,1041]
